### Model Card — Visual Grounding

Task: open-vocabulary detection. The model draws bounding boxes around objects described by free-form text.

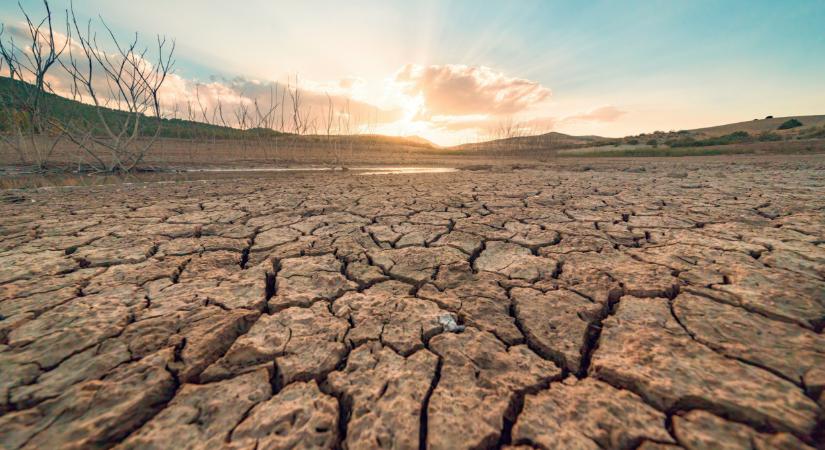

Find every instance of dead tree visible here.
[194,83,209,123]
[323,92,341,165]
[251,90,278,162]
[192,83,213,157]
[232,90,250,160]
[341,98,352,162]
[288,75,303,134]
[59,7,175,172]
[0,0,68,170]
[185,98,199,163]
[276,81,287,162]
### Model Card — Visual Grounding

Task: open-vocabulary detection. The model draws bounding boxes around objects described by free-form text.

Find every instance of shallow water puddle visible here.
[356,167,458,175]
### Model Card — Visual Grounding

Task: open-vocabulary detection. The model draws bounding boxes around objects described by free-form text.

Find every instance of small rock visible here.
[438,314,465,333]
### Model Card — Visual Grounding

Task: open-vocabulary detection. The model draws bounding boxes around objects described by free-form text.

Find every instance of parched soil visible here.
[1,157,824,449]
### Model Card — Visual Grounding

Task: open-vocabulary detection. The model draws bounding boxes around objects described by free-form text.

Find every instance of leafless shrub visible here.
[57,5,176,172]
[0,0,68,170]
[323,92,343,165]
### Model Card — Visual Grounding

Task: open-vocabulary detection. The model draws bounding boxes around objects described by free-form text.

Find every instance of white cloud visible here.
[156,76,402,133]
[394,64,551,117]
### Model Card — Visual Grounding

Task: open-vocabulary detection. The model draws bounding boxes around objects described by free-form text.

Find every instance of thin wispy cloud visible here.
[562,106,626,124]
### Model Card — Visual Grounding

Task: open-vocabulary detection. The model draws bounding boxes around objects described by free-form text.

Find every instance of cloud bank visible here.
[1,17,625,143]
[394,64,551,117]
[158,77,402,132]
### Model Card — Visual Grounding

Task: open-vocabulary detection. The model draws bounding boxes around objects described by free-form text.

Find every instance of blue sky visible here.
[3,0,824,144]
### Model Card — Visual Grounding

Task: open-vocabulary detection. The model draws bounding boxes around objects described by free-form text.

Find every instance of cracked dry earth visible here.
[1,159,825,450]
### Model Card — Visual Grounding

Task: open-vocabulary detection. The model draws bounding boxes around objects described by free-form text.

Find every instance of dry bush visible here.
[0,0,176,172]
[0,0,67,170]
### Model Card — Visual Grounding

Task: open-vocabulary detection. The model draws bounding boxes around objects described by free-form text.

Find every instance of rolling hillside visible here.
[450,131,611,152]
[450,115,825,153]
[688,115,825,137]
[0,76,277,140]
[0,77,434,149]
[2,76,822,156]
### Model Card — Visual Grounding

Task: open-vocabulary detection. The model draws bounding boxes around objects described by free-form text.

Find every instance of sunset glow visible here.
[2,0,824,145]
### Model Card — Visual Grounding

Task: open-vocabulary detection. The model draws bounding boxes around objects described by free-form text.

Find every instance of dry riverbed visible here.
[1,157,824,449]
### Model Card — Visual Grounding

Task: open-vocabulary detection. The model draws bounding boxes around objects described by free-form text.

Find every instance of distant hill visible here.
[685,115,825,137]
[0,76,279,140]
[403,135,438,147]
[450,131,611,152]
[624,115,825,149]
[2,76,821,154]
[688,115,825,136]
[450,114,825,153]
[0,77,433,149]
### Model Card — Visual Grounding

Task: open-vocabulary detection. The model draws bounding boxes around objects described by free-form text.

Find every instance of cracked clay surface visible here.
[1,158,824,449]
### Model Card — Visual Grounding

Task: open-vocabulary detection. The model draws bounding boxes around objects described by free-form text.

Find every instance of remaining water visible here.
[357,167,457,175]
[0,166,458,190]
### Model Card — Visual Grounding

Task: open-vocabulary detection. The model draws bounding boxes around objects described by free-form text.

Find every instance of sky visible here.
[2,0,825,145]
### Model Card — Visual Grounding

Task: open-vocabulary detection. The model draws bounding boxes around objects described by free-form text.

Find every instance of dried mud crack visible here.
[1,157,825,449]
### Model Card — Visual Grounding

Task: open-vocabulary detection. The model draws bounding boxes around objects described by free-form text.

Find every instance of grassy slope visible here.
[0,76,277,139]
[559,143,825,158]
[688,115,825,137]
[449,115,825,154]
[0,77,434,149]
[2,76,822,159]
[450,131,609,152]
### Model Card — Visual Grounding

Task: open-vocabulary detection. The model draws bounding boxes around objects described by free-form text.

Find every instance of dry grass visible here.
[687,115,825,137]
[2,133,825,171]
[0,136,515,170]
[557,139,825,158]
